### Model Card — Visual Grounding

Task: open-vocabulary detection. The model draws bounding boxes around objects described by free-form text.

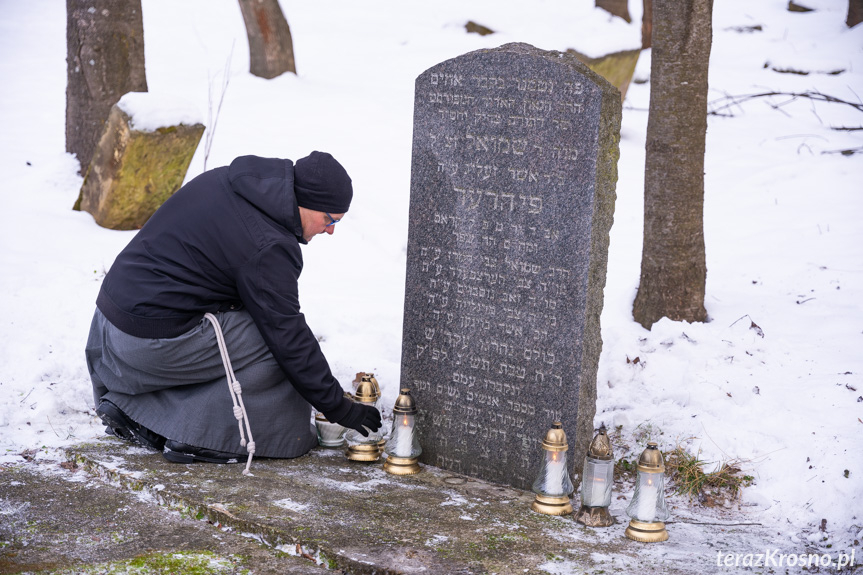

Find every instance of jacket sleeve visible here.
[235,241,352,423]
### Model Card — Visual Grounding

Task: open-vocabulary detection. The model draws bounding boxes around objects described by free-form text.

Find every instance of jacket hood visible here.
[228,155,304,241]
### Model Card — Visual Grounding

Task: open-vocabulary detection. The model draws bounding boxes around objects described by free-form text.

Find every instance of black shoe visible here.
[96,400,166,452]
[162,439,248,464]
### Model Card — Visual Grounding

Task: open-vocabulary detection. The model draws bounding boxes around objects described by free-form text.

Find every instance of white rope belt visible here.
[204,312,255,475]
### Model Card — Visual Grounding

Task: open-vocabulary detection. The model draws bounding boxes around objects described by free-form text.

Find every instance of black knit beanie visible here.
[293,151,353,214]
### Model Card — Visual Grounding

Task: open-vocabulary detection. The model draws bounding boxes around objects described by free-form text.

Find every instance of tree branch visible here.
[709,90,863,122]
[672,519,763,526]
[203,43,234,172]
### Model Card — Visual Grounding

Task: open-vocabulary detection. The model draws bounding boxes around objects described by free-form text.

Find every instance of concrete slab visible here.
[1,438,810,574]
[0,451,326,574]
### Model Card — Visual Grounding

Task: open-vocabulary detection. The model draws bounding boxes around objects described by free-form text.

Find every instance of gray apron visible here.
[85,308,317,458]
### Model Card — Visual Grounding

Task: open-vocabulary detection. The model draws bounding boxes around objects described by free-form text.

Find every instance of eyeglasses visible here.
[325,212,341,228]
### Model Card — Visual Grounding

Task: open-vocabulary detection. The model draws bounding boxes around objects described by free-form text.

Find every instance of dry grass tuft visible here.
[664,446,754,503]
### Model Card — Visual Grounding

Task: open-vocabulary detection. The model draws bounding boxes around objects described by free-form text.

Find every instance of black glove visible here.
[337,402,382,437]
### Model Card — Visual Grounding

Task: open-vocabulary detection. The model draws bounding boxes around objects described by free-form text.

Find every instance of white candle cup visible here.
[385,412,422,460]
[580,457,614,508]
[591,476,607,505]
[394,416,413,457]
[636,482,658,521]
[315,415,346,447]
[542,454,568,496]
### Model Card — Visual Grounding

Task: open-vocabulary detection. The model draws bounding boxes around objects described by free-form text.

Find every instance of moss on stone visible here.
[74,104,204,230]
[33,550,249,575]
[568,47,641,101]
[97,123,202,229]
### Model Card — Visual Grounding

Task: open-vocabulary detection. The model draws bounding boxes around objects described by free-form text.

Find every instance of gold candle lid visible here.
[587,425,613,460]
[354,375,380,403]
[636,442,665,473]
[392,388,417,415]
[541,422,568,452]
[369,373,381,396]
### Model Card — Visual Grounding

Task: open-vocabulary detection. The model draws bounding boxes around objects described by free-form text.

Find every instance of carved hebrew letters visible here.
[415,67,583,486]
[402,44,618,491]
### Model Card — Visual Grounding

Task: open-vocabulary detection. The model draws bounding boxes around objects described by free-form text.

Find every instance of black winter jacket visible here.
[96,155,351,423]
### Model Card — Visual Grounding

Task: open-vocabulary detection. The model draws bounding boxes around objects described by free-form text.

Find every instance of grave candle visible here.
[625,442,670,543]
[315,413,346,448]
[576,425,615,527]
[530,422,574,516]
[384,389,422,475]
[345,377,383,462]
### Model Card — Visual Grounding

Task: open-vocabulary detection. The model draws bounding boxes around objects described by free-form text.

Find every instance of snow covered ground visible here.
[0,0,861,566]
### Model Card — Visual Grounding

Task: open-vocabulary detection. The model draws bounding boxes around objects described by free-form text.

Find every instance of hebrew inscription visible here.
[400,43,620,491]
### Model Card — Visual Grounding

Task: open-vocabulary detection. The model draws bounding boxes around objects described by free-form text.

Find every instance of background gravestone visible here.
[74,92,204,230]
[399,43,621,492]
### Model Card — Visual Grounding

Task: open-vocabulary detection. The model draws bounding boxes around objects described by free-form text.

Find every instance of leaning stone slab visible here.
[74,92,204,230]
[399,43,621,492]
[568,48,641,101]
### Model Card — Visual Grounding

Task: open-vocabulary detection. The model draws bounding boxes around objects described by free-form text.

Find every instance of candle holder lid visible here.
[587,425,613,460]
[636,442,665,473]
[354,375,380,403]
[392,388,417,415]
[541,422,568,452]
[368,373,381,395]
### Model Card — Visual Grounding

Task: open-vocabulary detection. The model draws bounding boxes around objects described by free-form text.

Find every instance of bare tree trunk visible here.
[66,0,147,173]
[596,0,632,22]
[642,0,653,48]
[632,0,712,330]
[238,0,297,79]
[848,0,863,27]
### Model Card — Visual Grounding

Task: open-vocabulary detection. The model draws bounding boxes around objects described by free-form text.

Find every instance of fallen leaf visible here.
[296,543,315,562]
[19,449,37,461]
[750,320,765,337]
[700,492,718,507]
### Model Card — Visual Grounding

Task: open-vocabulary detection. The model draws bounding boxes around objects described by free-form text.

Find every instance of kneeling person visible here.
[85,152,381,468]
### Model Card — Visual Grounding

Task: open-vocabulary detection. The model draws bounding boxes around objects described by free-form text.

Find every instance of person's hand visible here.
[337,402,382,437]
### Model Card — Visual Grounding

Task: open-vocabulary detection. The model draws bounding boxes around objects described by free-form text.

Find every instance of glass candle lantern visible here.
[368,373,382,405]
[314,412,346,448]
[624,442,670,542]
[353,373,386,448]
[576,425,615,527]
[530,422,575,516]
[368,373,387,449]
[345,377,383,462]
[353,373,383,411]
[383,388,422,475]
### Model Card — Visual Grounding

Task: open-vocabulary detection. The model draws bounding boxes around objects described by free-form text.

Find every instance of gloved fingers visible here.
[363,407,382,431]
[362,419,380,432]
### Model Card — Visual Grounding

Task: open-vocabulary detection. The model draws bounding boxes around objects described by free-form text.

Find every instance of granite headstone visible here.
[399,43,621,492]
